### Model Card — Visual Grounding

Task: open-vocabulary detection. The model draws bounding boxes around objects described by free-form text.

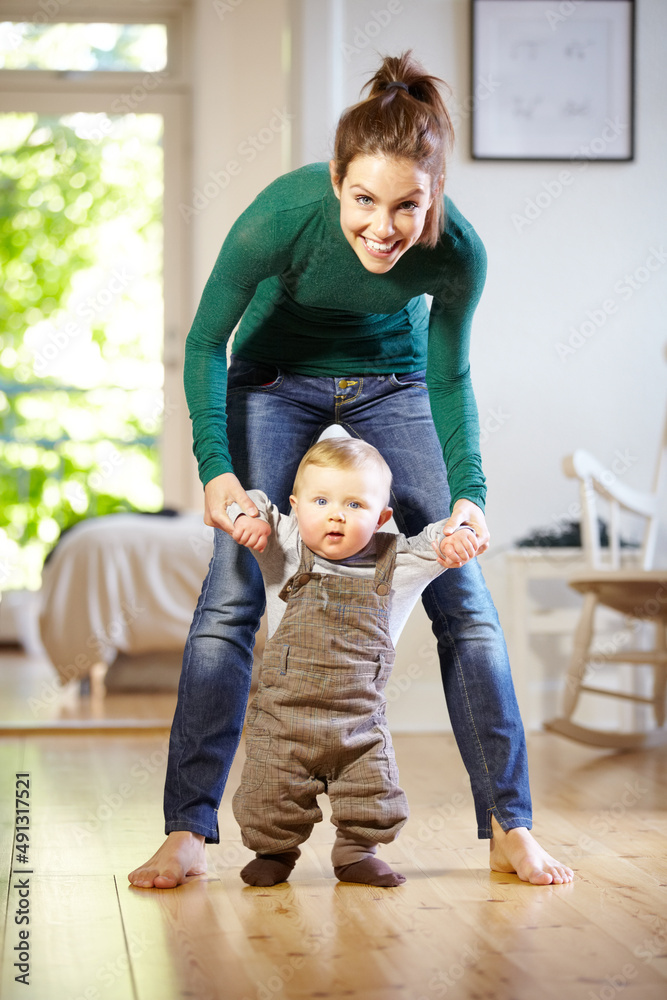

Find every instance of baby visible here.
[228,437,478,887]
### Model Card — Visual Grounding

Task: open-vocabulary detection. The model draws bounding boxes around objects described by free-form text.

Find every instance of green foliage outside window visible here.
[0,112,164,590]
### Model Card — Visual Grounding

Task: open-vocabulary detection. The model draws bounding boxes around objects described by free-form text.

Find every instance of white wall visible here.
[188,0,667,730]
[186,0,292,508]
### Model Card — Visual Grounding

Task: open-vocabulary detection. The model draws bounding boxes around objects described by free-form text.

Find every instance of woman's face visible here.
[330,154,439,274]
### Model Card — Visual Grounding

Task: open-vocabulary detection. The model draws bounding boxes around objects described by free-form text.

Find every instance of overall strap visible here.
[277,538,316,602]
[373,532,398,596]
[295,538,316,577]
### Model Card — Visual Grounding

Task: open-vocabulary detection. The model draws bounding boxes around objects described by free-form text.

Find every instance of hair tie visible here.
[383,81,410,95]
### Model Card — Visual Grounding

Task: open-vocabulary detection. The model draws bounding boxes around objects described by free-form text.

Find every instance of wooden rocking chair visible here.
[545,405,667,749]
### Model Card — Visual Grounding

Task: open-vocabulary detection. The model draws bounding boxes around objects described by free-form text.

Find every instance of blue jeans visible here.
[164,356,532,842]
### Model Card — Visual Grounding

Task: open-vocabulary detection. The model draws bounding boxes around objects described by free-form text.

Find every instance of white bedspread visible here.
[39,513,214,683]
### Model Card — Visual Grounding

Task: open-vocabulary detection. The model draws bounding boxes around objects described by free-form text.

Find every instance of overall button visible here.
[376,583,390,596]
[298,573,311,586]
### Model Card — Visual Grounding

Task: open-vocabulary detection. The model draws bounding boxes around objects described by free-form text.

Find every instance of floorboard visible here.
[0,650,665,999]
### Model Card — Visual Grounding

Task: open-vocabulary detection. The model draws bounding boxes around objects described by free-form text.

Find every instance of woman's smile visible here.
[361,235,401,258]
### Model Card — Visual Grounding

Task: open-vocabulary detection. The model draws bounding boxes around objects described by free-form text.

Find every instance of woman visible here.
[130,52,573,888]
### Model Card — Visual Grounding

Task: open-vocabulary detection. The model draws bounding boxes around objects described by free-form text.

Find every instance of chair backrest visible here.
[563,397,667,573]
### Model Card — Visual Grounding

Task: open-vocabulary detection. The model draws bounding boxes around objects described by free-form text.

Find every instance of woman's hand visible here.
[204,473,259,534]
[435,499,490,569]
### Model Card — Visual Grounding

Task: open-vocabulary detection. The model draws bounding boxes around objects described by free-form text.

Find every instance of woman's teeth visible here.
[363,237,397,253]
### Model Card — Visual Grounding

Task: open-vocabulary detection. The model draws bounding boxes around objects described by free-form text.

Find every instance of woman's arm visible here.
[426,222,488,514]
[184,200,287,490]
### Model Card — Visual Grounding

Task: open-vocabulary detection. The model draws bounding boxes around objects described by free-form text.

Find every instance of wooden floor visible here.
[1,651,666,1000]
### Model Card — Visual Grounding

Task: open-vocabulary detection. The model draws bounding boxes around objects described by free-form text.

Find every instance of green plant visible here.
[0,112,164,590]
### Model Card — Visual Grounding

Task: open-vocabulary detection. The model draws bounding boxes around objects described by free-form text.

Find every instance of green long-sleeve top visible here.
[184,162,488,509]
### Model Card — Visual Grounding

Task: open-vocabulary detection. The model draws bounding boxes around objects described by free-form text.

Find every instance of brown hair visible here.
[292,438,392,504]
[332,51,454,249]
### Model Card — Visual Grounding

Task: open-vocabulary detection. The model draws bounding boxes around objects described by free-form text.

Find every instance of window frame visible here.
[0,0,193,509]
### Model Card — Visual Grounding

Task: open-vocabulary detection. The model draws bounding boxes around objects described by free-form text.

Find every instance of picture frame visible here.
[471,0,635,161]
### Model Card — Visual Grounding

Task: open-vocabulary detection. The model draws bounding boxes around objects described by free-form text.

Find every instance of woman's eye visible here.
[357,195,373,206]
[401,201,418,211]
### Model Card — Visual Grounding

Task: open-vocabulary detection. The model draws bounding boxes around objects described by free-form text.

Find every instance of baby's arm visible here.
[433,524,479,569]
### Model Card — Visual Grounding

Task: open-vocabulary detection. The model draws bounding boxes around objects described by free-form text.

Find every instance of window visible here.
[0,3,190,591]
[0,21,168,72]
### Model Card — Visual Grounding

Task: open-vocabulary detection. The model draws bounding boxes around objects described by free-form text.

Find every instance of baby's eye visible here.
[348,501,360,509]
[315,498,327,506]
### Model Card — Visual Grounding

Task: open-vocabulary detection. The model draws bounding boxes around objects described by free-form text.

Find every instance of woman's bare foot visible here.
[128,831,207,888]
[489,816,574,885]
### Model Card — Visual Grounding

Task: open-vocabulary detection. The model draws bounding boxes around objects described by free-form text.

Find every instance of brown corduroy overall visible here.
[232,532,409,863]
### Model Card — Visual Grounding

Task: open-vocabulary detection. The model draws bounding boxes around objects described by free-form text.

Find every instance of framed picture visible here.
[471,0,635,161]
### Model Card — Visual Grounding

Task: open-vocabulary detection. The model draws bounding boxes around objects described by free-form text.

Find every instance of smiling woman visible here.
[330,59,453,252]
[130,49,574,891]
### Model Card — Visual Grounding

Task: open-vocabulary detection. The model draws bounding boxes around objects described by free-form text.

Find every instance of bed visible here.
[39,512,216,687]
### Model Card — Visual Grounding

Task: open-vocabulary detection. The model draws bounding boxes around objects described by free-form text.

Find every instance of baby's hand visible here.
[232,514,272,552]
[433,526,479,569]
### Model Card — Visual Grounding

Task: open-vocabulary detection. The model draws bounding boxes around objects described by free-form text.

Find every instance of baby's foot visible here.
[240,849,300,886]
[128,831,206,889]
[334,857,406,887]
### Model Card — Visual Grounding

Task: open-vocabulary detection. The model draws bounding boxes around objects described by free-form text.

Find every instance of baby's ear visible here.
[289,494,298,511]
[374,507,393,531]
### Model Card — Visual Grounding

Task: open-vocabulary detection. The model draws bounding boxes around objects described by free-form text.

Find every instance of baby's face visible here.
[290,463,392,561]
